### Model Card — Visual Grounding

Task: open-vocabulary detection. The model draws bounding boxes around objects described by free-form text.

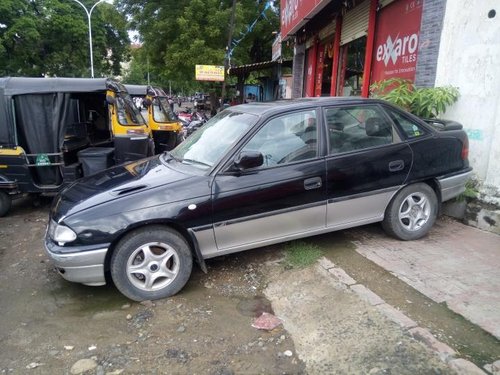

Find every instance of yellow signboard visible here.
[195,65,225,82]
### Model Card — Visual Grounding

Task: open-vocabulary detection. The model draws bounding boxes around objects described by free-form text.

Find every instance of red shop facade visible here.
[281,0,424,98]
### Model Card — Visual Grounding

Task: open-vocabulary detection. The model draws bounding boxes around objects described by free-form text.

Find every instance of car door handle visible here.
[388,160,405,172]
[304,177,322,190]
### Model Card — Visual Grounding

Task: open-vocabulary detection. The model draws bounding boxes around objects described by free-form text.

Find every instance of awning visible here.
[228,59,293,76]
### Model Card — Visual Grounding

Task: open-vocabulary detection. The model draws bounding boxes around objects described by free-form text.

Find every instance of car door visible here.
[212,109,327,252]
[324,104,413,228]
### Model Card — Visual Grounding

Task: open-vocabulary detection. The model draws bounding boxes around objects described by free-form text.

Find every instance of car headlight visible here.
[48,220,77,246]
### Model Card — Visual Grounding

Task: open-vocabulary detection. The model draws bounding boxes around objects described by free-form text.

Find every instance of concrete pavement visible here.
[346,216,500,340]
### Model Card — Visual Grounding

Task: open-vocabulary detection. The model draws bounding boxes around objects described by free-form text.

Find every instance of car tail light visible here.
[461,137,469,160]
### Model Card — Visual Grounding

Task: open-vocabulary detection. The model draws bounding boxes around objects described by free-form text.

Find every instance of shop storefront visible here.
[281,0,424,98]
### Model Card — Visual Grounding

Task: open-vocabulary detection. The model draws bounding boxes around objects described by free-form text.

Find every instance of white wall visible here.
[435,0,500,197]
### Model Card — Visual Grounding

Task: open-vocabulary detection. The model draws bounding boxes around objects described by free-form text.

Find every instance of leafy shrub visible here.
[370,78,459,118]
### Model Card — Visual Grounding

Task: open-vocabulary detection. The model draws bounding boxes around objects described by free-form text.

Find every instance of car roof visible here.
[230,97,387,117]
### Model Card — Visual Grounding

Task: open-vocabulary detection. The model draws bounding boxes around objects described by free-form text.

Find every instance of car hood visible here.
[51,155,199,221]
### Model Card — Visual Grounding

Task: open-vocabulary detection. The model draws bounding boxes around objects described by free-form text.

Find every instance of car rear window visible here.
[387,109,427,139]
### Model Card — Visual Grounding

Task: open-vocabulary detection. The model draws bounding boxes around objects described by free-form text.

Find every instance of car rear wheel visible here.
[110,226,193,301]
[0,191,12,217]
[382,183,438,241]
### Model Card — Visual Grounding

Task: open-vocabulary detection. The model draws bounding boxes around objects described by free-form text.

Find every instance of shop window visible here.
[338,36,367,96]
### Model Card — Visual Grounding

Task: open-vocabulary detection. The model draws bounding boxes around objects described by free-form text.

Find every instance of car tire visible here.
[0,191,12,217]
[110,226,193,301]
[382,183,438,241]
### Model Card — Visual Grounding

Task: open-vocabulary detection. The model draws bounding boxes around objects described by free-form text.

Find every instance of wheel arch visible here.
[426,178,443,209]
[385,179,442,218]
[103,220,207,281]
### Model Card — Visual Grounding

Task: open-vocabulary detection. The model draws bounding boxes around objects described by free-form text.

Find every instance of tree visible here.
[0,0,129,77]
[118,0,280,91]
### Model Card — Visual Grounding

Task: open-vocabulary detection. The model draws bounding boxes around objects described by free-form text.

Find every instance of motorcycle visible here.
[185,110,209,137]
[177,107,193,124]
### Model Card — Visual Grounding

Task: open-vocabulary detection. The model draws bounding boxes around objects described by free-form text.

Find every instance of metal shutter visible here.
[340,0,370,45]
[379,0,396,9]
[319,19,337,41]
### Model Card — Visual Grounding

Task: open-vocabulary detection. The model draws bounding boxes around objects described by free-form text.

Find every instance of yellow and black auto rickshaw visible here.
[0,77,153,216]
[125,85,184,153]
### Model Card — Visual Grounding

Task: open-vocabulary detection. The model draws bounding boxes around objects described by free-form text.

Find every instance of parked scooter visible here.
[185,110,209,137]
[177,107,193,124]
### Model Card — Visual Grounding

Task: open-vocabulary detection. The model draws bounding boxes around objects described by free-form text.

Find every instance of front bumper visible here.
[44,238,109,286]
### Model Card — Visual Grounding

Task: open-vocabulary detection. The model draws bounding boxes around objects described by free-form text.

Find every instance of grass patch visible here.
[284,241,323,268]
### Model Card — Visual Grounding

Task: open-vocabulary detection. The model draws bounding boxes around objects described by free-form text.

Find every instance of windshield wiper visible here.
[163,152,180,163]
[181,158,211,168]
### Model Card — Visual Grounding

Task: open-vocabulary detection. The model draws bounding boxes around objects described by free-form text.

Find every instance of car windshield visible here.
[155,96,178,122]
[169,110,258,169]
[116,92,146,126]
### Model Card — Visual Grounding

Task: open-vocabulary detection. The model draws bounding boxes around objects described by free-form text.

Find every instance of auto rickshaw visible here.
[125,85,184,153]
[0,77,153,216]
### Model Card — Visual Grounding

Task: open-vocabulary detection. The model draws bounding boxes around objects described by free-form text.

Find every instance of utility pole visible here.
[220,0,237,109]
[69,0,107,78]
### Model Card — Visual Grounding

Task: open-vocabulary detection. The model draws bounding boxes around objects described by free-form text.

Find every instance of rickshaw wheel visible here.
[0,191,12,217]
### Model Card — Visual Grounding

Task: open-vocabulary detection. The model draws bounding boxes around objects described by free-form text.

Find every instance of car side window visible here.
[387,109,427,138]
[242,110,317,168]
[325,105,394,154]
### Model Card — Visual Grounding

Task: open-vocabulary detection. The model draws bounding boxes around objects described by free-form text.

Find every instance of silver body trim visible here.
[327,188,398,226]
[438,170,473,202]
[213,204,326,251]
[197,188,396,259]
[45,246,108,286]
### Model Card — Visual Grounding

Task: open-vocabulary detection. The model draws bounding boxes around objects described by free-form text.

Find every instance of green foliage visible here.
[370,78,460,118]
[0,0,129,77]
[118,0,280,91]
[457,179,479,202]
[284,241,323,269]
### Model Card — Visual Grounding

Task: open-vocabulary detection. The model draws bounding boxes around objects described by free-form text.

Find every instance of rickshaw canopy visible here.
[0,77,124,149]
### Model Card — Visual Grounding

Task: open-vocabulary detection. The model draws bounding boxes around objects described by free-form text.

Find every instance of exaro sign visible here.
[371,0,423,83]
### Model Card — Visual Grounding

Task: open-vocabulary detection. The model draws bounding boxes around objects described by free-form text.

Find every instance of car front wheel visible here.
[382,183,438,241]
[110,226,193,301]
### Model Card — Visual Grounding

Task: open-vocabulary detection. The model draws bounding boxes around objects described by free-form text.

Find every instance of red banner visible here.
[304,46,316,97]
[371,0,423,83]
[315,44,325,97]
[280,0,328,39]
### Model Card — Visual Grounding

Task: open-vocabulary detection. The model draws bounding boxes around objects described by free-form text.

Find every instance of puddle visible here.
[236,295,274,317]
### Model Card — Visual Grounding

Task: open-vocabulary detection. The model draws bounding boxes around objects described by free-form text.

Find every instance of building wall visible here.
[434,0,500,198]
[414,0,447,87]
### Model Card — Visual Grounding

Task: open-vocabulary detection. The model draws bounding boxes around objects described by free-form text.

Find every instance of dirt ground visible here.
[0,197,484,374]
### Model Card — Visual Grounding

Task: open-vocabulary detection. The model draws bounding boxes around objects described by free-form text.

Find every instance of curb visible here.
[317,257,487,375]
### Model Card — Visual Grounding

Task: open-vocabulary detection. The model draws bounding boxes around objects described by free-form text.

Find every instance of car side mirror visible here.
[143,98,152,107]
[234,151,264,170]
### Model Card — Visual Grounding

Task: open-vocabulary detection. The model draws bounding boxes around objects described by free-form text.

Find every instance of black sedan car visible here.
[45,98,472,301]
